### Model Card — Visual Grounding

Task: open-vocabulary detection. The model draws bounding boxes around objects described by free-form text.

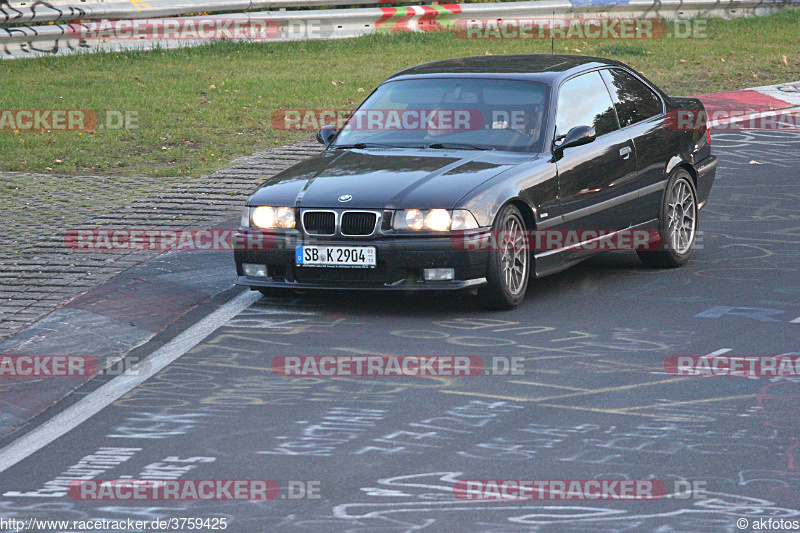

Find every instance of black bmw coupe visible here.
[234,54,716,309]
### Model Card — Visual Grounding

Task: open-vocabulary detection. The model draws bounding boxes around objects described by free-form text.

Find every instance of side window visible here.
[555,71,619,139]
[602,68,663,127]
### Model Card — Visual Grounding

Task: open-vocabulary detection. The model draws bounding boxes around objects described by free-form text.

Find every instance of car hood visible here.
[248,148,535,209]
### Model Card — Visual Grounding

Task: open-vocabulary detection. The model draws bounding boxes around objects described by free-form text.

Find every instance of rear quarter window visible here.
[601,68,663,127]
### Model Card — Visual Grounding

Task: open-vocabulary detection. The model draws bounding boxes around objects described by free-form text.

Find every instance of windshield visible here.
[331,78,550,152]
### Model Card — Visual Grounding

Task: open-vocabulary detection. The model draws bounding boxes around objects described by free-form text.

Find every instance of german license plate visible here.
[296,246,376,268]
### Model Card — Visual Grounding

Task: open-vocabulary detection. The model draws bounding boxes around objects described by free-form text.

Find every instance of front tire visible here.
[476,204,530,310]
[638,168,698,268]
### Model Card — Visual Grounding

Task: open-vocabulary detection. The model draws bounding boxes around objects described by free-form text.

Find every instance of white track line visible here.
[0,290,261,474]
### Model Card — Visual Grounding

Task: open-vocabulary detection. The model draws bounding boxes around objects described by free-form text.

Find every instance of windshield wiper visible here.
[331,142,400,149]
[426,142,493,151]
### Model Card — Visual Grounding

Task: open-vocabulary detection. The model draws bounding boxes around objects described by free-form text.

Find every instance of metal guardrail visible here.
[2,0,798,59]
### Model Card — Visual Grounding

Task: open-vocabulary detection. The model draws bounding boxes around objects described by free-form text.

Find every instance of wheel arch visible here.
[503,198,537,272]
[665,156,698,189]
[507,198,537,231]
[657,162,698,223]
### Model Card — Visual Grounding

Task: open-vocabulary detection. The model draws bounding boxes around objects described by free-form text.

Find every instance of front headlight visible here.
[425,209,452,232]
[451,209,480,230]
[393,209,478,232]
[245,206,296,229]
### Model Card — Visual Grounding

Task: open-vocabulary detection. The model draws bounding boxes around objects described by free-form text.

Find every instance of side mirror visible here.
[317,125,337,147]
[554,125,596,154]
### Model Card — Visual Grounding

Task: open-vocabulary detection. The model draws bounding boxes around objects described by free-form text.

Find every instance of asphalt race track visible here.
[0,130,798,532]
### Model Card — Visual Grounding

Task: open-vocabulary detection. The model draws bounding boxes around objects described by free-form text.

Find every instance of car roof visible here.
[386,54,628,84]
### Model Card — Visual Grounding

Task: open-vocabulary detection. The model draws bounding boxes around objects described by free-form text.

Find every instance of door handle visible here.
[619,146,632,160]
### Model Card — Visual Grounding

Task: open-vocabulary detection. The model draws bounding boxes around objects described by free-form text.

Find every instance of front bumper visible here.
[234,230,489,291]
[695,155,717,209]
